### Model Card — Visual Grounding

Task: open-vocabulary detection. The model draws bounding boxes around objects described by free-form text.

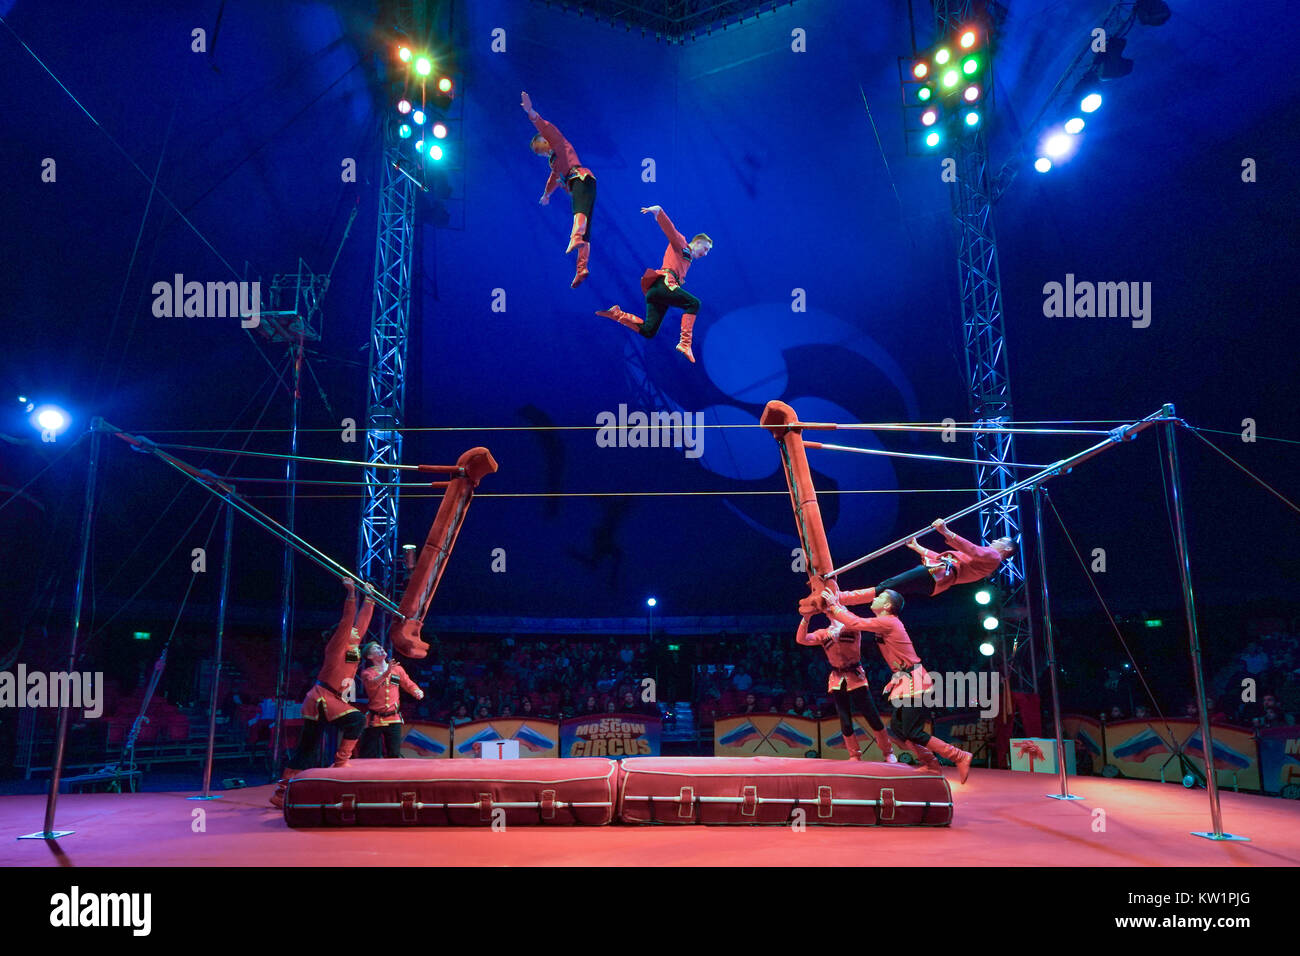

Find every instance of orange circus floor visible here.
[2,767,1297,867]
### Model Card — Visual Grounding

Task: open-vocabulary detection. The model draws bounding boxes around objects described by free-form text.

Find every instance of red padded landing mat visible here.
[283,758,619,827]
[619,757,953,826]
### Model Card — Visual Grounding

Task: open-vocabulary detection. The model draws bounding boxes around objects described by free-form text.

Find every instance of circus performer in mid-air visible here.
[270,579,372,808]
[596,204,712,363]
[522,91,597,289]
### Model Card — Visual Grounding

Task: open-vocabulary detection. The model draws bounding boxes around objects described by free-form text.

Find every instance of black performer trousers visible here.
[874,565,938,601]
[831,685,884,737]
[287,709,366,770]
[889,701,932,746]
[360,722,404,758]
[568,176,596,239]
[641,276,701,340]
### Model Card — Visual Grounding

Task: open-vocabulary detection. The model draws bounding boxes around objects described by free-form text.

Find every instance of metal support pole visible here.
[271,336,304,768]
[21,424,102,840]
[1034,486,1081,802]
[193,497,235,801]
[1163,413,1248,841]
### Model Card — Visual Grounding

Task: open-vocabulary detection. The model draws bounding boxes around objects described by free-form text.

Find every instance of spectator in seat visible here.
[582,694,600,715]
[732,666,753,692]
[741,692,759,715]
[787,695,814,719]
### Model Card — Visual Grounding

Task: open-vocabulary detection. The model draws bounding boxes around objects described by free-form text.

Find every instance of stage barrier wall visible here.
[560,714,661,757]
[450,718,560,758]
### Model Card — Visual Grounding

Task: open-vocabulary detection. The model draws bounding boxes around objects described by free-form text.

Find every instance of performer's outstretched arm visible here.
[397,666,424,700]
[325,580,359,655]
[933,520,999,560]
[795,615,829,646]
[822,589,890,634]
[351,588,376,640]
[521,92,563,201]
[641,205,688,248]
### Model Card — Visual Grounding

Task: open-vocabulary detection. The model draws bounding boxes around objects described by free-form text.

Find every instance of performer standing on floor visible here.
[801,519,1016,614]
[795,612,896,763]
[818,586,974,783]
[269,579,372,808]
[522,91,596,289]
[596,204,712,364]
[358,642,425,759]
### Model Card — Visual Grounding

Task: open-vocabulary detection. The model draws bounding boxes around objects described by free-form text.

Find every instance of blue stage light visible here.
[646,597,657,608]
[1081,92,1102,113]
[1034,157,1052,173]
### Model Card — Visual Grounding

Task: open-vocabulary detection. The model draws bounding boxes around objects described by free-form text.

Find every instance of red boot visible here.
[333,736,360,768]
[843,732,863,761]
[926,735,973,784]
[596,306,644,330]
[269,768,301,809]
[571,241,590,288]
[872,729,898,763]
[675,313,697,363]
[909,742,943,774]
[566,213,588,254]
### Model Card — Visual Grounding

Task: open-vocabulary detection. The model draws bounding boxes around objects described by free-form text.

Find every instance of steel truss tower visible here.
[932,1,1035,697]
[358,0,418,599]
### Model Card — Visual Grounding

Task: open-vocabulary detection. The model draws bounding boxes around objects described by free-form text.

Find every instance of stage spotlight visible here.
[942,69,959,89]
[415,56,432,76]
[1064,117,1085,134]
[974,589,993,606]
[964,110,980,127]
[398,123,412,139]
[962,56,979,75]
[1136,0,1172,26]
[1044,132,1072,158]
[918,86,932,102]
[432,122,448,139]
[925,130,941,148]
[1096,37,1133,80]
[960,30,976,49]
[963,84,980,102]
[1034,157,1052,173]
[921,108,938,126]
[414,138,426,153]
[398,46,412,63]
[437,76,453,94]
[412,110,426,126]
[934,48,951,65]
[397,99,411,114]
[982,615,999,631]
[979,641,995,657]
[646,597,657,608]
[913,61,929,79]
[32,405,70,435]
[429,145,444,161]
[1081,92,1102,113]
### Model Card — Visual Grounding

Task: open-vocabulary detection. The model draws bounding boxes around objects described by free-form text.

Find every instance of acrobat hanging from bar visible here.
[596,204,712,364]
[802,518,1017,614]
[522,92,596,289]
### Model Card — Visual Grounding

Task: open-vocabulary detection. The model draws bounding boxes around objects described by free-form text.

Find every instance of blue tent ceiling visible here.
[2,0,1297,626]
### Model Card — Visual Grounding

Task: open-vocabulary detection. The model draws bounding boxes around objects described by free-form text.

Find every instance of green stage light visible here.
[398,123,412,139]
[935,48,951,65]
[942,69,959,89]
[918,86,932,101]
[415,56,432,76]
[925,130,941,148]
[975,589,993,606]
[962,56,979,75]
[133,631,152,641]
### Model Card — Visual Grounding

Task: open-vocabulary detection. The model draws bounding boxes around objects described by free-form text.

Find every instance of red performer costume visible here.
[807,519,1015,614]
[523,92,596,288]
[795,617,895,762]
[358,641,424,758]
[596,205,712,363]
[820,587,973,783]
[270,580,373,808]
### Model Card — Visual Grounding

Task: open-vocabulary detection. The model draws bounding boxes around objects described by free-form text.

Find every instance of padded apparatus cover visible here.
[283,758,619,827]
[618,757,953,826]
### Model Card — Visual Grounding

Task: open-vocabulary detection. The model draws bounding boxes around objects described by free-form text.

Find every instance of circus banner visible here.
[715,713,820,758]
[451,717,560,758]
[560,713,661,758]
[399,721,451,758]
[1256,725,1300,797]
[1061,715,1104,774]
[1102,718,1260,790]
[817,714,913,761]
